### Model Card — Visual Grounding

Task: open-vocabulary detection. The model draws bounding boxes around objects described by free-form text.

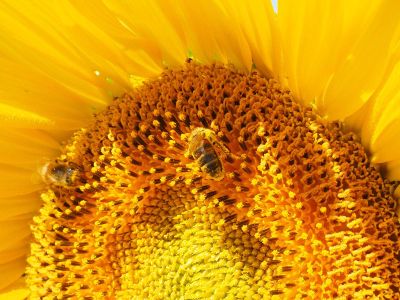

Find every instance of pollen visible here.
[27,63,400,299]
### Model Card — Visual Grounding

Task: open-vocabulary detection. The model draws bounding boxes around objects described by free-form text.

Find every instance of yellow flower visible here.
[1,0,400,299]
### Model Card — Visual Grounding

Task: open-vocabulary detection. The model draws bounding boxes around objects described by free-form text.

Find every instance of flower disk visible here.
[27,63,400,299]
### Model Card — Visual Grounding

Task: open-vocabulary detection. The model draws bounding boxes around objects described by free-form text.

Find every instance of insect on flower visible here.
[187,127,228,181]
[39,161,80,187]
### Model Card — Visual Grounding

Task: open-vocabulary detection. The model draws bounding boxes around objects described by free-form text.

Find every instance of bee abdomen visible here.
[201,157,223,178]
[197,145,224,180]
[198,152,218,167]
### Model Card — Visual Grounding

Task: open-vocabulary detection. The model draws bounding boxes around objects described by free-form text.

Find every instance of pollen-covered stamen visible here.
[27,63,400,299]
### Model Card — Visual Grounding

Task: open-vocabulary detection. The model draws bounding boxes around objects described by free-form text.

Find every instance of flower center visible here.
[27,63,400,298]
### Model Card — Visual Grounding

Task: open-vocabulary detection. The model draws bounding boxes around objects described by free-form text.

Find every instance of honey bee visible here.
[187,127,227,181]
[39,161,80,187]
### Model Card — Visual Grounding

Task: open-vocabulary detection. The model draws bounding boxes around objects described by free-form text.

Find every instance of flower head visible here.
[1,1,400,299]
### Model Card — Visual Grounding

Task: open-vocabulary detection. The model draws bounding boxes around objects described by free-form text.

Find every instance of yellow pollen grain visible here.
[295,202,303,209]
[139,124,148,132]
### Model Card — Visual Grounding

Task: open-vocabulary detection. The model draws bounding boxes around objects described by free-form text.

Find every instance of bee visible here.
[39,161,80,187]
[187,127,227,181]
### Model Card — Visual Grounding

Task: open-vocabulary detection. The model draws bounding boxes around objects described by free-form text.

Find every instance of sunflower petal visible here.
[100,0,187,68]
[370,119,400,164]
[343,55,400,179]
[0,129,59,202]
[0,217,31,292]
[0,193,40,220]
[0,278,29,300]
[222,0,278,76]
[276,0,400,120]
[320,1,400,119]
[0,129,59,166]
[166,0,253,71]
[0,0,165,131]
[0,219,31,252]
[0,165,44,198]
[0,104,53,129]
[66,1,164,76]
[387,160,400,181]
[0,258,28,291]
[0,243,28,265]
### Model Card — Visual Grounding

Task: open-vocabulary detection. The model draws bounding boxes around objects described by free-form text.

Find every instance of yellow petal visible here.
[320,1,400,119]
[386,160,400,180]
[65,1,164,76]
[370,119,400,164]
[363,59,400,162]
[0,104,53,129]
[0,219,31,252]
[0,129,59,200]
[0,1,164,130]
[0,258,27,291]
[276,0,400,121]
[0,278,29,300]
[0,193,40,220]
[0,244,28,265]
[277,0,366,101]
[0,55,106,130]
[222,0,279,76]
[0,165,44,198]
[168,0,253,71]
[101,0,187,68]
[0,129,59,166]
[344,56,400,179]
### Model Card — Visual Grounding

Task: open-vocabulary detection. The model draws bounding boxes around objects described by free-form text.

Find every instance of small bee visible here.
[187,127,227,181]
[40,161,80,187]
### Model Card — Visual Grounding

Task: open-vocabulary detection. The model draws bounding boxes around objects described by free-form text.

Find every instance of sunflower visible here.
[1,0,400,299]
